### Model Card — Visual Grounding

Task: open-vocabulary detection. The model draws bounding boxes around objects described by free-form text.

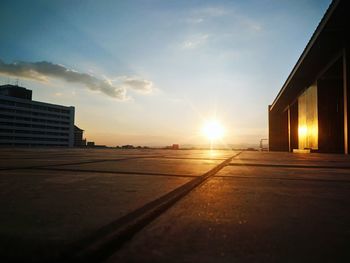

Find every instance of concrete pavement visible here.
[0,149,349,262]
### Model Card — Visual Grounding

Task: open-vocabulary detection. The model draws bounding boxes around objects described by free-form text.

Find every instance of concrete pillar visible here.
[289,101,298,151]
[269,106,289,152]
[288,107,291,152]
[343,49,349,154]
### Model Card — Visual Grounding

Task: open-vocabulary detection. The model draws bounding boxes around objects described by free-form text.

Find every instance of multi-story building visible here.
[0,84,75,147]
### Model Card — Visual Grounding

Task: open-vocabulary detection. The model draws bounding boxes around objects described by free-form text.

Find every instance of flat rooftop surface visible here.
[0,149,349,262]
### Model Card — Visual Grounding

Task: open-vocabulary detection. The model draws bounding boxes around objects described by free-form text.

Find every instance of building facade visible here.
[269,0,350,154]
[74,125,86,147]
[0,85,75,147]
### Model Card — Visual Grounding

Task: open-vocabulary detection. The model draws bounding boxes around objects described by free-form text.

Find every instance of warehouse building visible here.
[0,84,75,147]
[269,0,350,154]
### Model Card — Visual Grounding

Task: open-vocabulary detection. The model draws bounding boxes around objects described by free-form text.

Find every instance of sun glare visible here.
[202,120,225,141]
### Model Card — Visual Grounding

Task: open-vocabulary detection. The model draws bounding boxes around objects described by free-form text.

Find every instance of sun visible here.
[201,120,225,141]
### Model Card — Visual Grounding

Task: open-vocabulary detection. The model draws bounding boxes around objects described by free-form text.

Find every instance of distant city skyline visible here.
[0,0,331,146]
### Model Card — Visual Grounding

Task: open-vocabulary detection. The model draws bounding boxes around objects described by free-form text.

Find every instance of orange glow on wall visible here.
[298,125,307,138]
[298,84,318,150]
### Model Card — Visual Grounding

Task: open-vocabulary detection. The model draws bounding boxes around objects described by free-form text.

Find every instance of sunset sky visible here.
[0,0,331,147]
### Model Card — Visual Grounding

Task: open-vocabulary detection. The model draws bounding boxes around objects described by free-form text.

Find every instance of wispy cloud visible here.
[185,5,262,33]
[122,77,153,94]
[181,34,209,49]
[0,59,153,100]
[185,17,204,24]
[182,5,262,53]
[194,6,228,18]
[185,6,228,24]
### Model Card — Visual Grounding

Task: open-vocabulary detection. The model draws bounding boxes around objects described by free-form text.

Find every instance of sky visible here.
[0,0,331,147]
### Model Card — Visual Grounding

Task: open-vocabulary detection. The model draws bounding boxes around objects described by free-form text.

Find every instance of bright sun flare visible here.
[202,120,225,141]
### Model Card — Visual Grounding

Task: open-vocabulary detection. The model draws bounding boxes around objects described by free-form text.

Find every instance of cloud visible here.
[0,59,153,100]
[122,78,153,94]
[185,6,228,24]
[185,5,262,33]
[181,34,209,49]
[194,7,228,18]
[185,17,204,24]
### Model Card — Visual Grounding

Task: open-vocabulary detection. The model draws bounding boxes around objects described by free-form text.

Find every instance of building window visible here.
[298,84,318,149]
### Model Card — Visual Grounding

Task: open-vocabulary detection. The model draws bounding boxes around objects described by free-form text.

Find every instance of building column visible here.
[289,101,298,151]
[269,106,289,152]
[343,49,349,154]
[288,107,291,152]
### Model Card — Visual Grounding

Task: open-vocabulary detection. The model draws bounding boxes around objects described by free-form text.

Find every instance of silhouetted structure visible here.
[87,141,95,147]
[0,85,75,147]
[269,0,350,154]
[0,85,32,100]
[74,125,86,147]
[165,144,179,150]
[259,139,268,151]
[121,144,134,149]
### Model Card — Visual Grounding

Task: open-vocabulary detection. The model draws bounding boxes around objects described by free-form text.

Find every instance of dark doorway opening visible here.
[317,58,344,153]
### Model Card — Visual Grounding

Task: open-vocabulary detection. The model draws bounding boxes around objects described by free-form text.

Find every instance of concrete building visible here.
[0,85,75,147]
[74,125,86,147]
[269,0,350,154]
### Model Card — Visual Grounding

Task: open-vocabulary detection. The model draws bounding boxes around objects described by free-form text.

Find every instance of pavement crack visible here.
[0,155,165,171]
[228,162,350,170]
[60,151,241,263]
[33,167,197,178]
